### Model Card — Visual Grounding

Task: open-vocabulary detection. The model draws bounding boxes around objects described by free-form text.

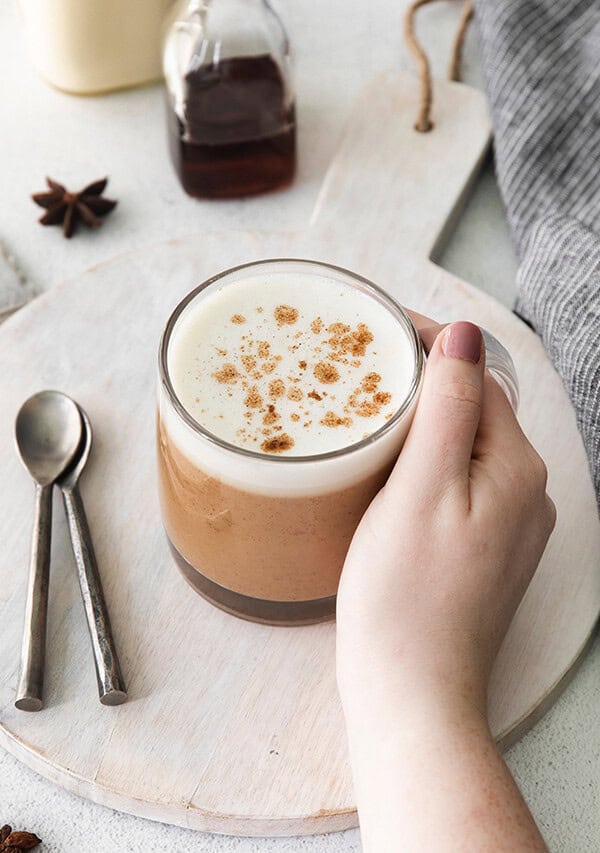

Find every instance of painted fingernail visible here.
[442,322,482,364]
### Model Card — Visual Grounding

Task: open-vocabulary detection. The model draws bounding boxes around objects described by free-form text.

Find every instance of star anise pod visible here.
[32,176,117,239]
[0,824,41,851]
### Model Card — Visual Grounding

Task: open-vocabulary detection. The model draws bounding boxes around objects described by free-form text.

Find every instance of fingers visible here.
[405,308,438,330]
[474,373,533,468]
[405,308,445,354]
[419,323,446,353]
[389,322,485,502]
[404,309,445,353]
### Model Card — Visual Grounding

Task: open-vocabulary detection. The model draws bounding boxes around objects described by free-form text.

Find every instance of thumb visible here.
[395,321,485,500]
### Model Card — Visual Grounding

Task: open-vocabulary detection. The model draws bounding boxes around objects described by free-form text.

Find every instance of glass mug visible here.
[157,259,518,625]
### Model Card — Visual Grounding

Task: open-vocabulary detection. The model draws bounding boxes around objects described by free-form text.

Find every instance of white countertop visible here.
[1,1,598,850]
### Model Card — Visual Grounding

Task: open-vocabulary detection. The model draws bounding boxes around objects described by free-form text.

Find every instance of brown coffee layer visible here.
[169,540,337,624]
[157,417,392,602]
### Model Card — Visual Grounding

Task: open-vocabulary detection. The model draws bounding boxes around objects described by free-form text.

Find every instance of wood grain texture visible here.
[0,72,598,836]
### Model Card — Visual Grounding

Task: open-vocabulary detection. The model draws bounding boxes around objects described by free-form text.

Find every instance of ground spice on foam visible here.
[321,411,353,428]
[213,363,239,384]
[244,386,263,408]
[274,305,299,326]
[241,355,256,373]
[269,379,286,398]
[361,372,381,393]
[263,405,280,426]
[374,391,392,405]
[313,362,340,384]
[352,400,381,418]
[208,305,386,453]
[261,433,295,453]
[327,322,374,358]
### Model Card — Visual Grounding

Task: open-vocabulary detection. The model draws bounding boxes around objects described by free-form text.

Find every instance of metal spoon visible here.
[58,406,127,706]
[14,391,83,711]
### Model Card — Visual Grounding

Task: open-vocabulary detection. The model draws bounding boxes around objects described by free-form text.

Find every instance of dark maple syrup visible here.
[168,54,296,199]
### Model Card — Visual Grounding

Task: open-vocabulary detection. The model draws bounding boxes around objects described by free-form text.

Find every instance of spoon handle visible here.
[61,483,127,705]
[15,482,53,711]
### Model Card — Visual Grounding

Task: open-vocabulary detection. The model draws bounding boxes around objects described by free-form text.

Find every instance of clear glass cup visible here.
[157,259,519,626]
[157,260,423,624]
[481,329,519,411]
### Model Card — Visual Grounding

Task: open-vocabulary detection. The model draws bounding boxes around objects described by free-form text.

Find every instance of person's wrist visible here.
[337,646,489,736]
[340,670,491,759]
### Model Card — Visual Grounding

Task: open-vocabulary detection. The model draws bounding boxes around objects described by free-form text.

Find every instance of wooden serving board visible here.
[0,72,598,837]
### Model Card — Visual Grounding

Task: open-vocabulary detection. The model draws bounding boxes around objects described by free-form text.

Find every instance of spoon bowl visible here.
[16,391,82,485]
[59,406,92,489]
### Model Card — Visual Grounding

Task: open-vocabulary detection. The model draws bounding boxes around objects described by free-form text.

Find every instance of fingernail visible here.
[442,322,482,364]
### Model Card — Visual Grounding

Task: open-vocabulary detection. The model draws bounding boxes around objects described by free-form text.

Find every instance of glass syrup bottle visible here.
[163,0,296,199]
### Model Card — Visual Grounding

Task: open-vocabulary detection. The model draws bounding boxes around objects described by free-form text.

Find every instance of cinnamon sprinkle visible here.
[269,378,286,398]
[327,322,374,357]
[361,372,381,393]
[244,386,263,408]
[213,363,239,384]
[374,391,392,405]
[353,400,380,418]
[313,362,340,384]
[263,410,280,425]
[206,302,389,451]
[321,410,353,428]
[328,322,351,335]
[274,305,299,326]
[261,433,294,453]
[241,355,257,373]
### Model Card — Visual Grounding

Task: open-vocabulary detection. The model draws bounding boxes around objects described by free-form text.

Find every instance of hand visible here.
[336,318,554,852]
[337,317,555,711]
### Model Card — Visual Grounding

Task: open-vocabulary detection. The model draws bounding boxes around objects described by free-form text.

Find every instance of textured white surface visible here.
[0,1,598,852]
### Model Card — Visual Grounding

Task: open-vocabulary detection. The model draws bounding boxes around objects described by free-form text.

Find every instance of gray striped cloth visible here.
[475,0,600,507]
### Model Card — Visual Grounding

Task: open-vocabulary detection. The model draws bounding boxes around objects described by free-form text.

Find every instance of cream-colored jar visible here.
[19,0,175,94]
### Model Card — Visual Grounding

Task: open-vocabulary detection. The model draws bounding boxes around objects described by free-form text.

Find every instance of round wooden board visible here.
[0,231,599,837]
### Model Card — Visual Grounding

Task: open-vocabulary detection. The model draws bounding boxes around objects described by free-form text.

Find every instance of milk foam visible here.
[167,271,415,456]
